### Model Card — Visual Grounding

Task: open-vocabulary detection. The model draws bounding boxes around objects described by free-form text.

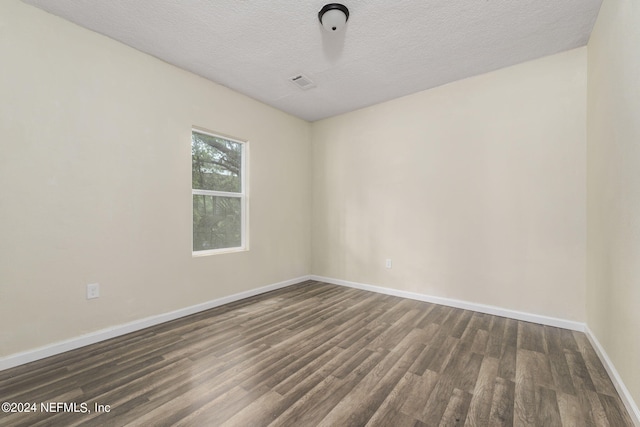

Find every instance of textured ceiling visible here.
[22,0,602,122]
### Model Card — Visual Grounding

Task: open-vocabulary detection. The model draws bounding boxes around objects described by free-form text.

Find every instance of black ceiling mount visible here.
[318,3,350,31]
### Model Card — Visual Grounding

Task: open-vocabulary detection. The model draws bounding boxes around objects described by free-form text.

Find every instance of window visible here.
[192,129,247,254]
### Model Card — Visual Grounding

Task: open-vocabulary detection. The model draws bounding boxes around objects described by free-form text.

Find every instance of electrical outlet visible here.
[87,283,100,300]
[385,259,392,269]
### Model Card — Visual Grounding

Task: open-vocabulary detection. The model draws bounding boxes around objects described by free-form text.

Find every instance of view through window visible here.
[192,129,246,254]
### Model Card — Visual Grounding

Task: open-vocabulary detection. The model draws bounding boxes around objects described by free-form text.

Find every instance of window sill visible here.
[192,247,247,257]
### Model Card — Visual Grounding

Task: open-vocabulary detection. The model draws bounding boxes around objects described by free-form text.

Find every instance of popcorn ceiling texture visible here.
[22,0,602,121]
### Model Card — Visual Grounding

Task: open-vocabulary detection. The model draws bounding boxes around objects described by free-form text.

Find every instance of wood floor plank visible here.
[557,391,586,427]
[488,377,515,426]
[536,386,563,427]
[585,389,610,427]
[365,310,422,352]
[317,342,425,426]
[503,318,518,349]
[572,332,619,398]
[270,350,386,426]
[470,329,490,355]
[421,341,478,423]
[0,281,633,427]
[460,313,489,345]
[599,393,636,426]
[515,352,539,426]
[174,384,271,426]
[497,344,517,382]
[565,349,597,392]
[428,335,461,373]
[408,327,450,376]
[330,348,373,380]
[418,304,451,327]
[399,370,440,419]
[364,369,420,426]
[440,388,473,426]
[518,349,555,390]
[465,356,499,426]
[260,373,327,425]
[367,407,423,427]
[518,321,547,353]
[219,390,283,427]
[449,309,474,339]
[544,326,578,396]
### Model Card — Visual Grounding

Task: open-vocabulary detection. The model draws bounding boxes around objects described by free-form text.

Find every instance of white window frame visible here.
[191,128,249,256]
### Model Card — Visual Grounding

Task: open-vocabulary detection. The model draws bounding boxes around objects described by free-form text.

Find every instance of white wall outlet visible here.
[385,259,392,269]
[86,283,100,300]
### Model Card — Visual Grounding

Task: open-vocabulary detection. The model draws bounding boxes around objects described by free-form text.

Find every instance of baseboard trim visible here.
[0,275,311,372]
[310,275,586,332]
[584,326,640,426]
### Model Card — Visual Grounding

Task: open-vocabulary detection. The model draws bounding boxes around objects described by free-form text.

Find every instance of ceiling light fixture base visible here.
[318,3,349,32]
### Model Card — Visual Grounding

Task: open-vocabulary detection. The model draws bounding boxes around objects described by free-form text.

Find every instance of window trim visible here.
[191,128,249,257]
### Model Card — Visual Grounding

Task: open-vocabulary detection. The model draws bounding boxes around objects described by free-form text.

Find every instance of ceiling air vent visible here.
[289,74,316,90]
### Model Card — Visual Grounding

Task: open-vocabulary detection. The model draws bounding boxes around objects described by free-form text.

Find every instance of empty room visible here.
[1,0,638,426]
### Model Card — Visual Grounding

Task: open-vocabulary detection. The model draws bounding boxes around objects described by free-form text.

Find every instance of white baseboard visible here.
[310,275,586,332]
[0,275,311,372]
[584,326,640,426]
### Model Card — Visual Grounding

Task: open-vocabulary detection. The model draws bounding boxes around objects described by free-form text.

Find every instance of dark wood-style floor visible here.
[0,281,634,426]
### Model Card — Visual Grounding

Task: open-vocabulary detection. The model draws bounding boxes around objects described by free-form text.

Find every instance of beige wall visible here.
[0,1,311,356]
[312,48,587,322]
[587,0,640,408]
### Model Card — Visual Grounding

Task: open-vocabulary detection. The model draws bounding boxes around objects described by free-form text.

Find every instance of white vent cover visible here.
[289,74,316,90]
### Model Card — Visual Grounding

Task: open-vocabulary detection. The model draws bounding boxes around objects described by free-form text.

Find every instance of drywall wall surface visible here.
[312,48,587,322]
[0,0,311,356]
[587,0,640,409]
